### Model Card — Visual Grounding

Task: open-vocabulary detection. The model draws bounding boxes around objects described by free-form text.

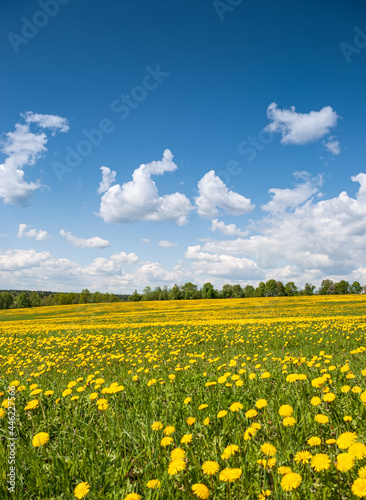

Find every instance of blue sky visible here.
[1,0,366,292]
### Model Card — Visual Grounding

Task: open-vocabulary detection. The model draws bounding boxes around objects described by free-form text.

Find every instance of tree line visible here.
[0,279,363,310]
[128,279,364,301]
[0,289,128,310]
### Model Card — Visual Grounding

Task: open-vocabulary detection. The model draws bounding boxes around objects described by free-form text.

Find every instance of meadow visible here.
[1,295,366,499]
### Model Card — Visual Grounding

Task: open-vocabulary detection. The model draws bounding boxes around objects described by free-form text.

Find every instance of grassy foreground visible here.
[1,295,366,499]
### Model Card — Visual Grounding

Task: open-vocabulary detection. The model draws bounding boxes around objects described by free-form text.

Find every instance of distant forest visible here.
[0,279,364,310]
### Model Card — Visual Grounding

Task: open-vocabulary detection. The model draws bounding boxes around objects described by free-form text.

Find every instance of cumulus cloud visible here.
[137,260,187,283]
[0,249,51,271]
[0,249,140,292]
[322,136,341,155]
[210,219,248,237]
[98,149,193,225]
[83,252,138,275]
[158,240,177,249]
[98,166,117,194]
[261,172,322,213]
[202,172,366,278]
[0,112,69,205]
[195,170,254,218]
[185,245,262,279]
[60,229,110,248]
[22,111,69,133]
[265,102,339,145]
[17,224,49,241]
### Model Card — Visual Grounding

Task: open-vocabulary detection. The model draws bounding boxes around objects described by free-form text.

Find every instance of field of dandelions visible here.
[1,295,366,499]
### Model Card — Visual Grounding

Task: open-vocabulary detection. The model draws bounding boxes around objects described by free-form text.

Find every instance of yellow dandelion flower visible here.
[186,417,196,426]
[161,436,174,447]
[255,399,268,409]
[336,452,354,472]
[203,417,210,426]
[294,451,312,464]
[30,389,42,396]
[184,397,191,404]
[32,432,50,447]
[168,459,186,475]
[337,432,358,450]
[199,404,208,410]
[352,478,366,498]
[310,396,321,406]
[219,468,242,482]
[164,426,175,436]
[74,481,90,499]
[348,443,366,460]
[258,489,272,499]
[278,466,292,475]
[217,410,228,419]
[279,405,293,417]
[315,414,329,424]
[221,444,240,459]
[283,417,296,427]
[192,484,210,499]
[257,458,276,468]
[9,380,20,388]
[323,392,336,402]
[171,448,185,461]
[151,421,163,431]
[245,409,258,418]
[359,467,366,478]
[202,461,220,475]
[281,472,302,491]
[261,443,276,457]
[181,433,192,444]
[146,479,161,489]
[24,399,39,410]
[310,453,331,471]
[307,436,321,447]
[230,402,243,412]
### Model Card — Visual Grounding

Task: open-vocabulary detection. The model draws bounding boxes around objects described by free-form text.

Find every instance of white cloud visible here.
[261,172,322,213]
[98,166,117,194]
[195,170,254,218]
[0,249,139,292]
[322,136,341,155]
[210,219,248,237]
[83,252,138,275]
[265,102,339,145]
[22,111,69,133]
[0,112,69,205]
[0,249,51,271]
[185,245,262,279]
[60,229,110,248]
[158,240,177,249]
[141,238,150,244]
[202,172,366,279]
[98,149,193,226]
[18,223,49,241]
[137,260,187,283]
